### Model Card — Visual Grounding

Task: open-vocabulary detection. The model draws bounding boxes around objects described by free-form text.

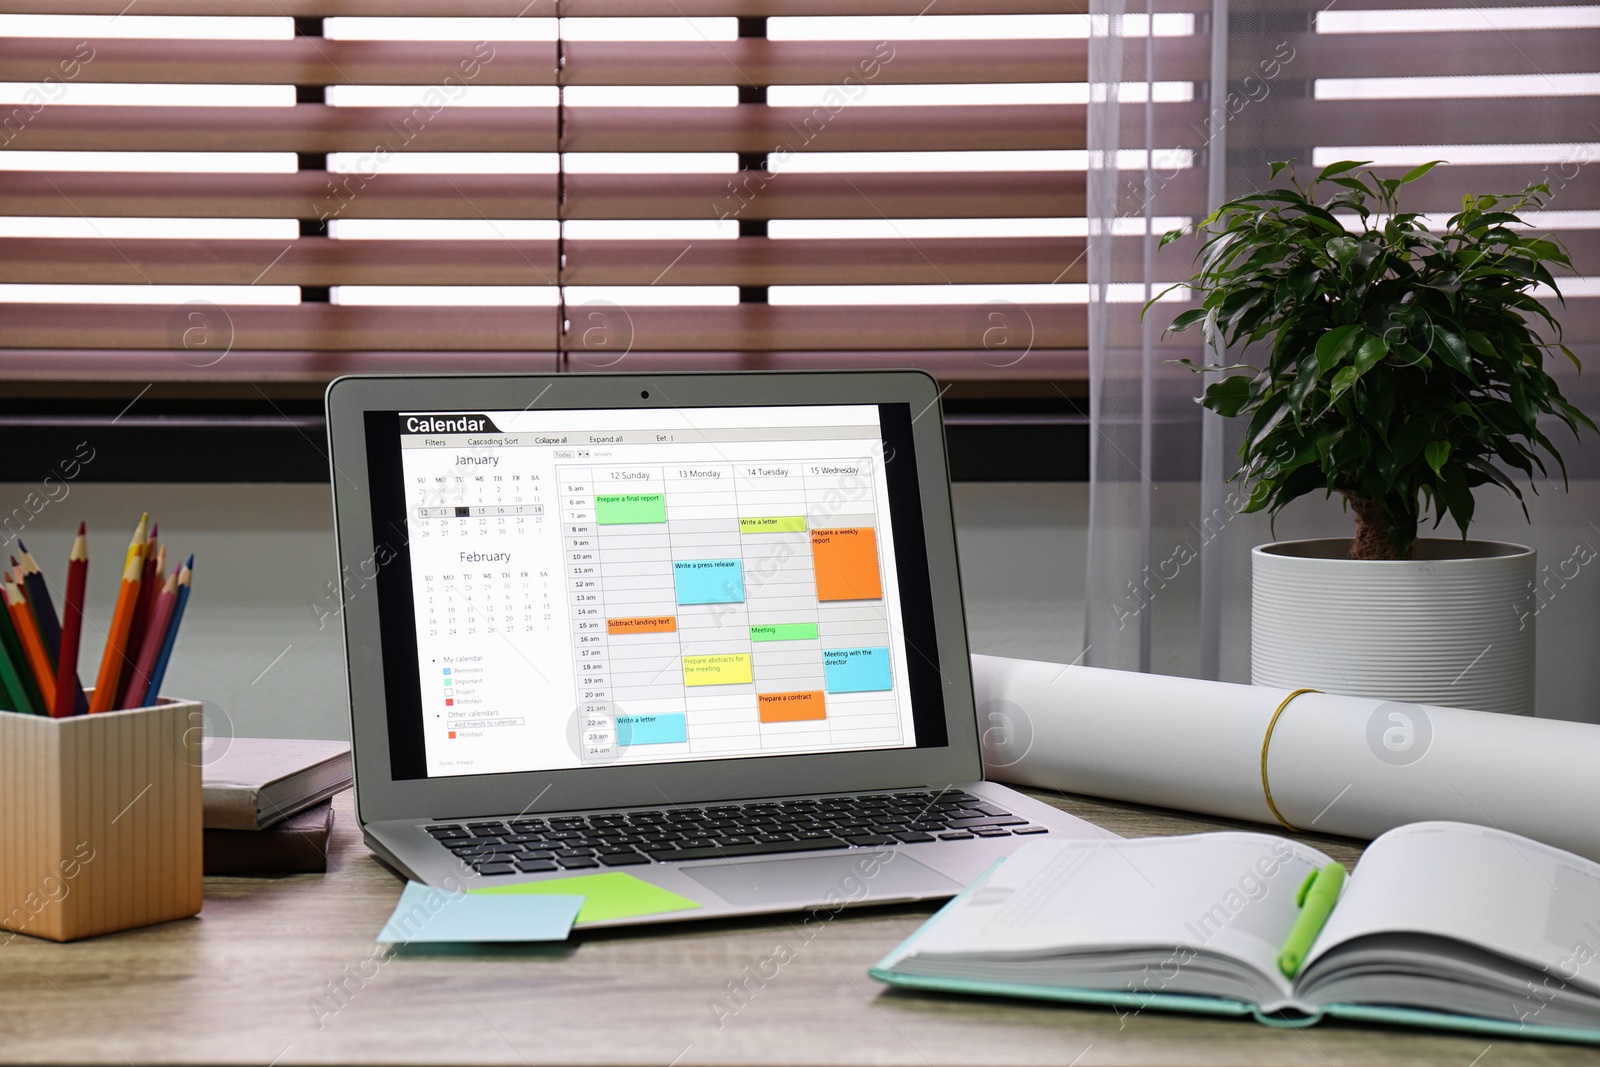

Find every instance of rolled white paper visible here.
[973,654,1600,861]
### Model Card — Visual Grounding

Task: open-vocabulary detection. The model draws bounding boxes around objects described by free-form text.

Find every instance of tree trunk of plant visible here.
[1345,494,1402,561]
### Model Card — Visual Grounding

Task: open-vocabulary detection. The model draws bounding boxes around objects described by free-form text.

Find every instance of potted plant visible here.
[1156,160,1594,715]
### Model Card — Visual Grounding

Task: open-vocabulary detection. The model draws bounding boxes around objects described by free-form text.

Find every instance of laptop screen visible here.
[363,402,949,781]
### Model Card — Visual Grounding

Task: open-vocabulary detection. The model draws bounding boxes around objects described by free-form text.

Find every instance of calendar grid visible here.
[556,459,901,765]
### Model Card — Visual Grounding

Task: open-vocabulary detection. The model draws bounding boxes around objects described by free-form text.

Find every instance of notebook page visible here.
[908,835,1328,994]
[1306,820,1600,993]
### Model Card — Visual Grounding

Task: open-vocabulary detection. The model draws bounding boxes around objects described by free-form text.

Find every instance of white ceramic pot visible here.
[1252,538,1536,716]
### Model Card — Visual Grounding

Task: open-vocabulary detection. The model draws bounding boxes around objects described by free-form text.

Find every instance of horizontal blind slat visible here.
[0,236,1243,285]
[0,1,1104,15]
[563,349,1094,378]
[1282,98,1600,145]
[0,38,552,86]
[10,105,559,151]
[1281,28,1600,79]
[0,302,1089,350]
[0,235,1165,285]
[561,39,1104,85]
[566,237,1084,285]
[0,303,560,349]
[7,104,1109,151]
[0,38,1154,86]
[568,172,1098,219]
[0,348,1084,383]
[0,237,559,285]
[563,104,1092,151]
[0,171,1098,219]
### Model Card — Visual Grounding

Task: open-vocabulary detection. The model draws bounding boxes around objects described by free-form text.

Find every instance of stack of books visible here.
[201,737,353,876]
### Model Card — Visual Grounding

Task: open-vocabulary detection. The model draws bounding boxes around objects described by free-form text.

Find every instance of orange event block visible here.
[810,527,882,601]
[758,690,826,723]
[607,615,677,635]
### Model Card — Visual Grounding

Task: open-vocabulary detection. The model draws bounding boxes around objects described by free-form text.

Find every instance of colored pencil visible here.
[6,580,57,712]
[118,532,163,708]
[0,604,37,714]
[53,524,89,718]
[144,555,191,707]
[16,540,63,659]
[120,566,178,710]
[90,520,146,714]
[0,585,44,714]
[123,513,148,571]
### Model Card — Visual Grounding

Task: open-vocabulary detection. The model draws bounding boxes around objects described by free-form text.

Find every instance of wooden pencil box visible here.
[0,697,203,942]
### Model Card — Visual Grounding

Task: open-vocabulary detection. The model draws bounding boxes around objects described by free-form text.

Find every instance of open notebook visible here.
[871,822,1600,1043]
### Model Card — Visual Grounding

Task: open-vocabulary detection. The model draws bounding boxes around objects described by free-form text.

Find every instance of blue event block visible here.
[673,558,744,604]
[822,646,892,694]
[617,713,689,746]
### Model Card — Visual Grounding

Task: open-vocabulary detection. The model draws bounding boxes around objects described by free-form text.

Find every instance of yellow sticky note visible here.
[682,653,753,686]
[471,871,701,925]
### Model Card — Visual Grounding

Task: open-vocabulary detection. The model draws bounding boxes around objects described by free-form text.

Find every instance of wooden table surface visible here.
[0,788,1583,1067]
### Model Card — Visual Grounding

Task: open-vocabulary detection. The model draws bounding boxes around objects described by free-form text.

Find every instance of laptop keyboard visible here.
[424,789,1048,877]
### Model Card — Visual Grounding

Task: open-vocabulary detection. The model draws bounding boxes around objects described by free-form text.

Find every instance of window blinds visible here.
[0,1,1205,391]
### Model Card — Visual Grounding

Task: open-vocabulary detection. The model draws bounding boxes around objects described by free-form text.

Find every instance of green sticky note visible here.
[472,872,701,925]
[595,494,666,524]
[750,622,819,642]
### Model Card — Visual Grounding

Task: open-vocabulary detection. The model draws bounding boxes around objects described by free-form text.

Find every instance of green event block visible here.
[750,622,820,642]
[595,493,667,524]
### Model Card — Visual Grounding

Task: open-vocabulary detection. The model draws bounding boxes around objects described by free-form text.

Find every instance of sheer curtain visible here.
[1085,0,1600,721]
[1084,0,1211,677]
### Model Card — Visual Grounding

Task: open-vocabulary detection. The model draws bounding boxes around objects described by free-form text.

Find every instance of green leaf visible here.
[1316,160,1373,182]
[1287,355,1322,415]
[1326,236,1359,273]
[1247,406,1293,463]
[1158,227,1189,250]
[1329,365,1360,401]
[1284,263,1319,302]
[1464,330,1496,358]
[1396,160,1443,186]
[1202,375,1255,418]
[1428,326,1474,377]
[1435,464,1476,537]
[1269,160,1294,181]
[1314,324,1365,368]
[1510,379,1538,430]
[1352,332,1388,375]
[1425,440,1451,476]
[1167,307,1209,332]
[1328,175,1376,198]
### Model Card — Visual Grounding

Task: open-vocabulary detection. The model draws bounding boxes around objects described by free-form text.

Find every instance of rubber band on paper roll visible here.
[1260,688,1320,832]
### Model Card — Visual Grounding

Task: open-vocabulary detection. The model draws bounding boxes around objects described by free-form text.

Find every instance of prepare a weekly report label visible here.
[396,405,919,778]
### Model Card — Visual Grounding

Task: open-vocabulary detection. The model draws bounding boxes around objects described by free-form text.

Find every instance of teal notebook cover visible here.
[869,863,1600,1046]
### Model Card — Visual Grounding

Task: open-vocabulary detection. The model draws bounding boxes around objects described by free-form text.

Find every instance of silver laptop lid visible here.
[325,371,981,824]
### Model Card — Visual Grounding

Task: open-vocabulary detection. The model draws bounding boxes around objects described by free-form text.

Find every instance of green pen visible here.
[1277,862,1346,979]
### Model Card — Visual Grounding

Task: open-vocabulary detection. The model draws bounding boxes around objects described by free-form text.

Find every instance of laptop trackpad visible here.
[682,852,958,907]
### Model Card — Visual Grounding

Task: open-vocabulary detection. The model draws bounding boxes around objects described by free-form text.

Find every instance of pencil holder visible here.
[0,697,203,942]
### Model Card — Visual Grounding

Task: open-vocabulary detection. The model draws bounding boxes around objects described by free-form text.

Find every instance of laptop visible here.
[325,370,1106,927]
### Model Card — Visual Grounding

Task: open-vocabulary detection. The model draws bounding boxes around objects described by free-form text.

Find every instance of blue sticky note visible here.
[378,881,583,944]
[822,646,892,693]
[673,558,744,604]
[617,712,688,745]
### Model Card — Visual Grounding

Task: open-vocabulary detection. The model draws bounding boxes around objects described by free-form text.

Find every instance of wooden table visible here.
[1,789,1584,1066]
